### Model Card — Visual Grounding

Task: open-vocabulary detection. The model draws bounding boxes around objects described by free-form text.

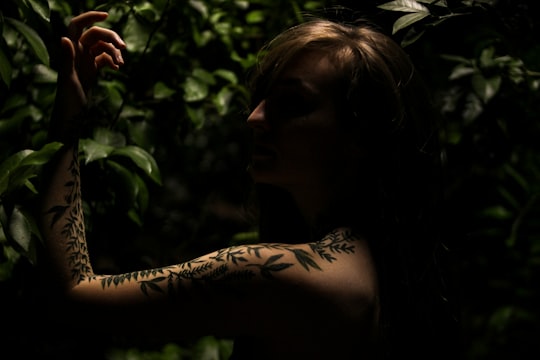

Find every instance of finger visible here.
[80,26,126,51]
[95,53,120,71]
[89,41,124,66]
[67,11,109,41]
[59,37,76,76]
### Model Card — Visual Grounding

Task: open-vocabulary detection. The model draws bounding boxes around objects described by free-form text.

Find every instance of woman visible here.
[41,10,456,359]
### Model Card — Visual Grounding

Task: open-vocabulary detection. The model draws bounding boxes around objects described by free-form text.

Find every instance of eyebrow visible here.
[272,77,319,94]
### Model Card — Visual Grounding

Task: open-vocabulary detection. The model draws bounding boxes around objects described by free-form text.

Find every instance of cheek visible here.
[278,126,343,172]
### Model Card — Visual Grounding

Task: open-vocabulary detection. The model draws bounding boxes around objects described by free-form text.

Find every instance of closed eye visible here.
[267,93,316,118]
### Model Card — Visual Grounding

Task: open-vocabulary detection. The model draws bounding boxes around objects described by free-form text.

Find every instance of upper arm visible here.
[68,228,378,339]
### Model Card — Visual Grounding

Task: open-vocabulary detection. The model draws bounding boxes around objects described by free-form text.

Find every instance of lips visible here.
[251,143,276,159]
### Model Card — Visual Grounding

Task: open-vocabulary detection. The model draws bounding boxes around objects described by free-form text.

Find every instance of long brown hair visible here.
[247,18,457,359]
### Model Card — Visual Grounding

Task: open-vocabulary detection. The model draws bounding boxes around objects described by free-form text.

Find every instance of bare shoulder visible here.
[218,226,379,326]
[284,227,378,298]
[301,227,379,318]
[199,226,377,303]
[228,227,380,358]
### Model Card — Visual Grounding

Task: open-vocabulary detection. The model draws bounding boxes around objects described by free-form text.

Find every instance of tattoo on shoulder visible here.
[93,228,359,297]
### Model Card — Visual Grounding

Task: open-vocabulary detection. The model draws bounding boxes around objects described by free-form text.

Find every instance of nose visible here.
[247,100,269,131]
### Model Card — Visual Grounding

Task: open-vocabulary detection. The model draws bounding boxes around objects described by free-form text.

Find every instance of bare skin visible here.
[247,51,363,223]
[41,11,379,359]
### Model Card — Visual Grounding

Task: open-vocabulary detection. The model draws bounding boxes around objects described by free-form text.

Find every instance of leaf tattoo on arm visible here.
[82,222,358,299]
[46,149,92,284]
[247,254,293,279]
[309,228,356,262]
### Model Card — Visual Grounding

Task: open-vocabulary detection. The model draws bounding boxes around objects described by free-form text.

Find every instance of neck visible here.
[286,161,361,236]
[287,182,333,231]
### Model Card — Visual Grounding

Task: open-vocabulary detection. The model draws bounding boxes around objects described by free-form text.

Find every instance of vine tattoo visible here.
[46,148,358,297]
[100,229,357,297]
[46,147,92,284]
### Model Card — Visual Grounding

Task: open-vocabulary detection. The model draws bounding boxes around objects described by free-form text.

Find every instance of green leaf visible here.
[479,46,496,67]
[93,127,126,148]
[33,63,58,84]
[0,142,62,195]
[448,64,476,80]
[9,206,32,252]
[497,184,520,210]
[401,26,426,47]
[214,86,234,115]
[122,15,151,53]
[80,138,115,164]
[0,104,42,131]
[183,76,209,102]
[378,0,429,13]
[111,146,162,185]
[462,92,483,122]
[0,245,21,281]
[0,94,27,113]
[246,10,265,24]
[127,173,149,226]
[125,117,154,149]
[19,142,63,167]
[134,2,159,22]
[440,54,471,64]
[503,164,529,193]
[0,150,33,195]
[24,0,51,22]
[5,167,37,195]
[304,1,325,11]
[230,231,259,245]
[100,80,125,110]
[0,204,9,237]
[392,12,430,34]
[134,172,149,213]
[186,104,206,128]
[106,160,138,209]
[214,69,238,84]
[0,202,38,264]
[472,73,501,103]
[192,336,222,360]
[0,116,24,136]
[480,205,512,220]
[417,0,447,5]
[189,0,209,18]
[127,207,143,226]
[5,18,49,66]
[23,179,38,194]
[0,46,12,88]
[153,81,176,100]
[193,68,216,85]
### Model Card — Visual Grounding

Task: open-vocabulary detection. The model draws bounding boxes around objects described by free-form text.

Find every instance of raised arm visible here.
[41,11,125,290]
[39,11,378,353]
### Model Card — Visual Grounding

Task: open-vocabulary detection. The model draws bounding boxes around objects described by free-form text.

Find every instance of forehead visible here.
[273,51,339,93]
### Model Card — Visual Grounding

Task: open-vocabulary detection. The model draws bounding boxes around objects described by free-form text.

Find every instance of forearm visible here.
[40,10,125,293]
[40,138,94,290]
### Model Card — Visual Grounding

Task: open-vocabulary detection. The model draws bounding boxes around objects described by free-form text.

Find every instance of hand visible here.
[55,11,126,122]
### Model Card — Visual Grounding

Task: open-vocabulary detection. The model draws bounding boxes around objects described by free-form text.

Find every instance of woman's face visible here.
[247,51,351,191]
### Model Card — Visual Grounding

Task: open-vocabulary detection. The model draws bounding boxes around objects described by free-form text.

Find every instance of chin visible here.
[249,164,279,185]
[249,170,273,184]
